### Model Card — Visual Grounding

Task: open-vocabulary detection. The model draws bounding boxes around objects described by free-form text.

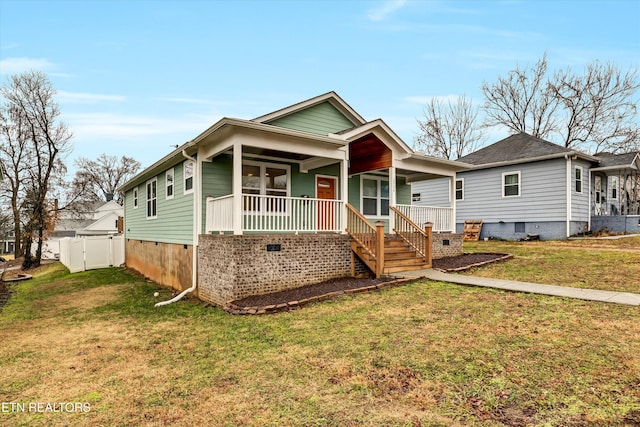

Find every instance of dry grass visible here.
[1,244,639,426]
[463,237,640,294]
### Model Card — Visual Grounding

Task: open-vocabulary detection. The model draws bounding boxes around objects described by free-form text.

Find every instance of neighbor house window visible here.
[184,160,194,194]
[361,176,389,217]
[242,161,290,212]
[575,166,583,193]
[166,168,174,199]
[611,176,618,199]
[455,179,464,200]
[146,178,157,219]
[133,187,139,209]
[502,171,520,197]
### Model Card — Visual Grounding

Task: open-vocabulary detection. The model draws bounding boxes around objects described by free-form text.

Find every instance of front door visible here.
[316,177,337,231]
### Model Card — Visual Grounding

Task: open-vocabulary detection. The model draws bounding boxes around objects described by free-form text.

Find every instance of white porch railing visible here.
[206,194,344,234]
[395,204,455,232]
[206,195,235,233]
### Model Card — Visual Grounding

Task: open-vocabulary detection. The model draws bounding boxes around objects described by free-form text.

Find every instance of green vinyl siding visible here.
[396,176,410,204]
[266,101,355,135]
[291,163,340,198]
[125,162,193,244]
[201,155,233,233]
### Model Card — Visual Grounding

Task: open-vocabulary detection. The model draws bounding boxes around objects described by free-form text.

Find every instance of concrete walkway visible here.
[398,269,640,306]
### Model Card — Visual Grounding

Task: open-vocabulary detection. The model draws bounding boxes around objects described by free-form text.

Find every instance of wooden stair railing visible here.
[390,206,432,268]
[345,203,385,278]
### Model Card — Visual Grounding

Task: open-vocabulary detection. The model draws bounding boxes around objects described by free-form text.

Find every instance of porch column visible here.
[450,175,457,233]
[232,142,243,235]
[389,166,396,232]
[341,158,349,233]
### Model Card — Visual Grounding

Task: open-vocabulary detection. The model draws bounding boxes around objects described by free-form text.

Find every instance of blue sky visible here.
[1,0,639,172]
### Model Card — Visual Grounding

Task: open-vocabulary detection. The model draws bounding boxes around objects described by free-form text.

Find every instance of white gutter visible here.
[155,149,199,307]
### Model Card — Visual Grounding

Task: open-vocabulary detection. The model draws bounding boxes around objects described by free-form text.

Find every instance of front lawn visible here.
[1,259,638,426]
[464,237,640,294]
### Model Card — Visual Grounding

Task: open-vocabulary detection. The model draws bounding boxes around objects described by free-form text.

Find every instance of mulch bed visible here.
[433,252,513,272]
[226,252,512,315]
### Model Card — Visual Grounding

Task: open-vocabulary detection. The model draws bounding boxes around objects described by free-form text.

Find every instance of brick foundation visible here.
[196,232,463,306]
[197,234,371,305]
[431,232,463,259]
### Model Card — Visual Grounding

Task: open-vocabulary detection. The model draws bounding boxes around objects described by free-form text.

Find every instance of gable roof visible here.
[458,133,599,169]
[252,91,366,127]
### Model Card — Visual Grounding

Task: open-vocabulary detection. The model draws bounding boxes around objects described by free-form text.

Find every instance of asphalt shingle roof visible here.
[594,152,639,168]
[457,133,574,166]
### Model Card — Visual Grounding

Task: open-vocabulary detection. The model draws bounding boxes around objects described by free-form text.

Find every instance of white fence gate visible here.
[59,236,125,273]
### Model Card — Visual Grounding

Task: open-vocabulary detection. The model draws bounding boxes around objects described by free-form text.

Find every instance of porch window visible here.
[146,178,157,219]
[362,176,389,217]
[503,171,520,197]
[455,179,464,200]
[242,161,290,212]
[166,168,174,199]
[184,160,194,194]
[575,166,583,193]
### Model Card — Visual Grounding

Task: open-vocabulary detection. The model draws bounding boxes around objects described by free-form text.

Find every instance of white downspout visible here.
[565,154,571,238]
[588,169,592,232]
[156,149,199,307]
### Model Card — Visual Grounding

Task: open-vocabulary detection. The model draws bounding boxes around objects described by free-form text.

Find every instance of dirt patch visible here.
[42,284,127,314]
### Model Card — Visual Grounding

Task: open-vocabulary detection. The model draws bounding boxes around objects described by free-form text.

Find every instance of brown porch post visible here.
[375,220,385,278]
[424,222,433,267]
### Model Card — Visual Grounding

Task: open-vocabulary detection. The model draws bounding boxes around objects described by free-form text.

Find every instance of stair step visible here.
[384,257,427,267]
[384,240,408,248]
[385,263,431,273]
[385,251,417,260]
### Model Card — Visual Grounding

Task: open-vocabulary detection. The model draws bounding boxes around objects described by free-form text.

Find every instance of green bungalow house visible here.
[120,92,470,306]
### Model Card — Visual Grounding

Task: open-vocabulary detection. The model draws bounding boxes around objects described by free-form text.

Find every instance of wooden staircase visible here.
[346,204,432,278]
[351,234,431,275]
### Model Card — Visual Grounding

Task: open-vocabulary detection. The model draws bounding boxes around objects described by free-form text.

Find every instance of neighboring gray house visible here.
[413,133,640,240]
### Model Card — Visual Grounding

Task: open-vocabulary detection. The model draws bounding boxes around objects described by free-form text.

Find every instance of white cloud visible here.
[63,112,215,141]
[0,57,55,75]
[367,0,407,22]
[57,91,126,104]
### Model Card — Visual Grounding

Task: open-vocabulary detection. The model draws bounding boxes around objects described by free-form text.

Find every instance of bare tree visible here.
[550,61,640,152]
[482,53,640,153]
[0,70,72,268]
[414,95,485,159]
[71,154,141,205]
[0,101,31,257]
[481,53,560,139]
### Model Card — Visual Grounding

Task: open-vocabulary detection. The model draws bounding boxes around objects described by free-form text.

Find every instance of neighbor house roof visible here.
[591,152,640,171]
[458,133,600,169]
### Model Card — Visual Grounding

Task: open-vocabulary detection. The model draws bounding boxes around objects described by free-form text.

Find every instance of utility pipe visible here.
[565,154,572,238]
[156,149,198,307]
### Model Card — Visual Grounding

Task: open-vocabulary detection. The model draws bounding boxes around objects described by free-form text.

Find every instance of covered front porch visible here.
[589,153,640,234]
[200,120,459,237]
